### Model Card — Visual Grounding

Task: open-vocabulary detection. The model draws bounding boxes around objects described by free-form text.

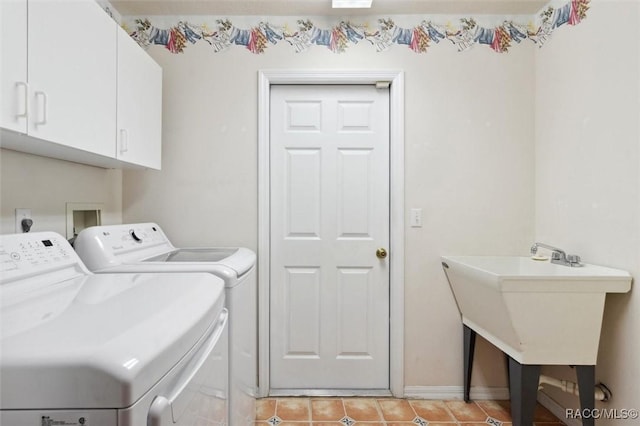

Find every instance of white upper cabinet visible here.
[0,0,162,169]
[27,0,117,158]
[117,27,162,170]
[0,0,28,134]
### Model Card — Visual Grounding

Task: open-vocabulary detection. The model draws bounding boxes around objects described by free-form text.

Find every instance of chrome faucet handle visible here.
[551,251,565,261]
[567,254,582,266]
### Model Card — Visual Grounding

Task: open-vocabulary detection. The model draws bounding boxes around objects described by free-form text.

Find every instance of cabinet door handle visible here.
[16,82,28,118]
[120,129,129,153]
[35,91,48,126]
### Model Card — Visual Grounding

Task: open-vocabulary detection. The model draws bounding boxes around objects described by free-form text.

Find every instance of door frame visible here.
[258,69,405,397]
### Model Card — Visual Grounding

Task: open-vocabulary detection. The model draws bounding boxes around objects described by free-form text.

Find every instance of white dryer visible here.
[0,232,228,426]
[74,223,257,426]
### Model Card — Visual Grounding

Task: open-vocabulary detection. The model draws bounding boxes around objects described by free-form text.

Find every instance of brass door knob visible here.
[376,248,388,259]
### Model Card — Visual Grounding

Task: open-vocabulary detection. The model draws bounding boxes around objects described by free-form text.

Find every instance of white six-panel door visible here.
[270,84,390,390]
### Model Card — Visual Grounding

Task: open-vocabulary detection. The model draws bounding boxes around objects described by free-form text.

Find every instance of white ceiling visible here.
[110,0,549,16]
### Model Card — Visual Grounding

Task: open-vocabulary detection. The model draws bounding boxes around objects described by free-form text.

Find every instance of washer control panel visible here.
[73,223,174,270]
[89,223,169,253]
[0,232,80,280]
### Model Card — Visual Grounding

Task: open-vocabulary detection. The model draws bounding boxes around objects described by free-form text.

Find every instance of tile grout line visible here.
[374,398,385,423]
[441,400,462,425]
[475,400,493,423]
[407,397,418,421]
[339,397,347,423]
[273,397,279,422]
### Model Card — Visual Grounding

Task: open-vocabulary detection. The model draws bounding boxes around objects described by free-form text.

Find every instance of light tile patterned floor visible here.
[255,397,566,426]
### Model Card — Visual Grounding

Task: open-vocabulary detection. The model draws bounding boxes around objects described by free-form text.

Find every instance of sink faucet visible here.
[530,242,582,267]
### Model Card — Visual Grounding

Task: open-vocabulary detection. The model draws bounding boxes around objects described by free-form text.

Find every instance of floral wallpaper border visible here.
[125,0,589,54]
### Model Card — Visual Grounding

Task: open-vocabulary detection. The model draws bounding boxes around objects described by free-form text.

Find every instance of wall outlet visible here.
[15,208,32,233]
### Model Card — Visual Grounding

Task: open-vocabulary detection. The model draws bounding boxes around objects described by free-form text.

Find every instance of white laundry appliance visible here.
[74,223,257,426]
[0,231,229,426]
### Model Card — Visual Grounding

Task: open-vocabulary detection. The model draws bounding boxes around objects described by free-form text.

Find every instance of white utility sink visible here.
[442,256,632,365]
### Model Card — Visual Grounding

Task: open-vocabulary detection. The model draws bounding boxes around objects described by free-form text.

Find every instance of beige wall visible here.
[0,149,122,236]
[3,4,635,410]
[535,0,640,421]
[123,24,536,389]
[0,0,636,412]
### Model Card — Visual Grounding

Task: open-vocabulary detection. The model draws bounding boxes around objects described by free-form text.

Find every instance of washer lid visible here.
[74,223,256,277]
[150,248,239,263]
[0,272,225,410]
[145,247,256,277]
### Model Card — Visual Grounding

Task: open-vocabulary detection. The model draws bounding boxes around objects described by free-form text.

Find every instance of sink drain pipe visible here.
[538,375,612,401]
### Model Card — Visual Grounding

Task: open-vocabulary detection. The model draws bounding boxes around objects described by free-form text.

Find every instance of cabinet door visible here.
[0,0,28,133]
[116,27,162,169]
[28,0,116,157]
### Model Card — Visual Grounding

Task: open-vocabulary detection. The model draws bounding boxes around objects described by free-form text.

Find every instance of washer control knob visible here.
[130,229,142,243]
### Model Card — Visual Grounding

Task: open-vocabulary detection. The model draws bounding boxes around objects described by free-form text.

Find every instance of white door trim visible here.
[258,69,405,397]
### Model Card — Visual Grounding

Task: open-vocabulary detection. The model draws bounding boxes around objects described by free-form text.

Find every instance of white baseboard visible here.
[404,386,510,400]
[537,391,580,426]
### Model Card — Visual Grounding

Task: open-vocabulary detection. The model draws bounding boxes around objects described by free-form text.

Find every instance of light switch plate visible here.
[410,208,422,227]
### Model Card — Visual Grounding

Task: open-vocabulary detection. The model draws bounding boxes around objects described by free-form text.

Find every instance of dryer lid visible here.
[0,272,225,410]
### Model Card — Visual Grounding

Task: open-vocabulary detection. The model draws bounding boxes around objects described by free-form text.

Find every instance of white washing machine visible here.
[0,231,229,426]
[74,223,257,426]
